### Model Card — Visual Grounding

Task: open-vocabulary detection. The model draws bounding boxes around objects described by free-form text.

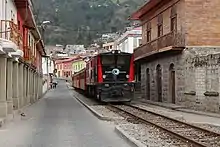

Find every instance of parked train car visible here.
[72,69,86,91]
[72,50,135,102]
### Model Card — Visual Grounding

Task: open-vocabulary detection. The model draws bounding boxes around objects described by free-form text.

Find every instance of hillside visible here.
[33,0,146,46]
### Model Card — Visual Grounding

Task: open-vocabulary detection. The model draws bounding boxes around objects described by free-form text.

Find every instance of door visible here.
[146,68,150,100]
[156,65,162,102]
[170,64,175,104]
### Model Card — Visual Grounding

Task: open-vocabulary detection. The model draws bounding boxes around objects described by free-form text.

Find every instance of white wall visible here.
[42,57,47,75]
[42,82,48,94]
[42,57,54,75]
[0,0,17,22]
[115,27,142,54]
[0,0,17,39]
[117,36,142,54]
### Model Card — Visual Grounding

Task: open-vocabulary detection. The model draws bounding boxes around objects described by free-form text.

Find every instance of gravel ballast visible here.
[118,124,190,147]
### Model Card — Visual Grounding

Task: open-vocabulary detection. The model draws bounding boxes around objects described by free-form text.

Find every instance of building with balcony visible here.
[0,0,45,119]
[115,27,142,53]
[130,0,220,113]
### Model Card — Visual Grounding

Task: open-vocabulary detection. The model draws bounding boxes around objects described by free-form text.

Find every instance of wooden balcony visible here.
[134,31,185,61]
[0,20,23,49]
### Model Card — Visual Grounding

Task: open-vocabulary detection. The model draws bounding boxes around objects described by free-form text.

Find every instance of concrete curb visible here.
[176,109,220,118]
[133,100,220,119]
[115,126,146,147]
[74,95,112,121]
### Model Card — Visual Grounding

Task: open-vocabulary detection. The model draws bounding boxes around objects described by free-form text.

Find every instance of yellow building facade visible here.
[72,59,86,74]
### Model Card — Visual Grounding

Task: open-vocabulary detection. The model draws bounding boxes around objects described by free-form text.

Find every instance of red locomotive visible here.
[72,50,135,102]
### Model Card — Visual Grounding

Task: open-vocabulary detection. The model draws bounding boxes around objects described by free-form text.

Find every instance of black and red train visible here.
[72,50,135,102]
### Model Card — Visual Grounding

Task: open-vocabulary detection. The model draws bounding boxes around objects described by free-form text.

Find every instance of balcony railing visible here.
[134,31,185,60]
[0,20,23,49]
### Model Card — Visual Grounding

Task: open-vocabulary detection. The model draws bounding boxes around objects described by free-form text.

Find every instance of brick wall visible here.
[141,0,220,46]
[185,0,220,46]
[141,0,185,45]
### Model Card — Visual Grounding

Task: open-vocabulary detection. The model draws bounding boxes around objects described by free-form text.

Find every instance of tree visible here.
[33,0,146,45]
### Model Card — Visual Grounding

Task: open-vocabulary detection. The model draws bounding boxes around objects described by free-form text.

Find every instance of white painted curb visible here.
[115,126,147,147]
[74,95,113,121]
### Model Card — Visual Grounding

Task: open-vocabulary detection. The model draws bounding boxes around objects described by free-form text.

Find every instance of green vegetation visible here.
[33,0,145,46]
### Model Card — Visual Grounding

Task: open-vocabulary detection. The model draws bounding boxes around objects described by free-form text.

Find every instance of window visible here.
[11,10,12,20]
[28,34,31,47]
[157,14,163,37]
[146,22,151,42]
[158,25,163,37]
[138,39,142,46]
[171,17,177,31]
[170,6,177,32]
[147,30,151,42]
[133,38,137,48]
[18,20,20,30]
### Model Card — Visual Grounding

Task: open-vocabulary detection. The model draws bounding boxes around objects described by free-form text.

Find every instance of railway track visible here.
[108,104,220,147]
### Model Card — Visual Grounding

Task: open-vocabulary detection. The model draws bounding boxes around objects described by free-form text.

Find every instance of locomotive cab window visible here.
[100,53,132,82]
[101,55,114,65]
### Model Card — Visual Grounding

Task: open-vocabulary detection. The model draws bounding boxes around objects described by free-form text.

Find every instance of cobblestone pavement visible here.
[0,80,132,147]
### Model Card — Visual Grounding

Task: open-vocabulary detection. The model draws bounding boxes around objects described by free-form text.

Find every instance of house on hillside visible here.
[64,45,86,55]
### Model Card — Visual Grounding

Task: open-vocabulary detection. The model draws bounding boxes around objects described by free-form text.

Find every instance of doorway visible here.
[169,64,175,104]
[146,68,150,100]
[156,65,162,102]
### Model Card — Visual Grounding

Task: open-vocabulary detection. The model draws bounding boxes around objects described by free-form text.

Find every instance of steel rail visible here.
[127,104,220,136]
[108,104,220,147]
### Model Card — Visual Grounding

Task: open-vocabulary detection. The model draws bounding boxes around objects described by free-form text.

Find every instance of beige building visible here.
[103,42,115,50]
[131,0,220,113]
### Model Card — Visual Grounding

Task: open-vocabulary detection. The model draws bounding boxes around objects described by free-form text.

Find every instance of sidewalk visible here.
[132,99,220,127]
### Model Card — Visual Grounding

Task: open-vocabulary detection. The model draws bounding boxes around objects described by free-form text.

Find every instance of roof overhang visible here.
[129,0,162,20]
[14,0,35,28]
[36,40,46,56]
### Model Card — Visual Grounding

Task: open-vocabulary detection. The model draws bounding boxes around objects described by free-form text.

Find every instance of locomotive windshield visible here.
[100,54,132,82]
[101,55,114,65]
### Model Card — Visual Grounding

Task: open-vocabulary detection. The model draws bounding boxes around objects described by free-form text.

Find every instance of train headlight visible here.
[112,50,115,54]
[105,84,109,87]
[103,75,106,79]
[126,75,130,78]
[118,50,121,53]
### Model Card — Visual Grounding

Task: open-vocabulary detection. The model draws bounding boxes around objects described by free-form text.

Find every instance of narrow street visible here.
[0,80,132,147]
